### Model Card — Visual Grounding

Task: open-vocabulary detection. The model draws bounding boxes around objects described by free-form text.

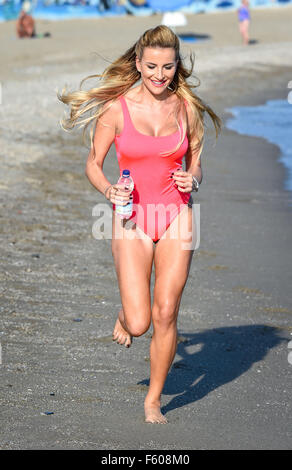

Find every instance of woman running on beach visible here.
[237,0,251,46]
[59,25,221,424]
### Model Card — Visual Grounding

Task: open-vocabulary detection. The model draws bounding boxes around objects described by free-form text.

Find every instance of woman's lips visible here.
[150,79,167,87]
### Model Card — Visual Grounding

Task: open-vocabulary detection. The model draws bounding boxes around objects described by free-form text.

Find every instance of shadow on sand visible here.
[138,324,285,415]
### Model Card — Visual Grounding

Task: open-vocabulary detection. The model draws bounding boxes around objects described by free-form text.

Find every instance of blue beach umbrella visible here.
[148,0,193,11]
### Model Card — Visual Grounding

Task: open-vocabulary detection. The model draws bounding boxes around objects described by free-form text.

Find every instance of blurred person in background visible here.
[16,1,51,39]
[98,0,111,11]
[237,0,251,45]
[16,1,36,38]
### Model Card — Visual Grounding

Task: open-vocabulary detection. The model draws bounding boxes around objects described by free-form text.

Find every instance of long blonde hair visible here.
[58,25,221,161]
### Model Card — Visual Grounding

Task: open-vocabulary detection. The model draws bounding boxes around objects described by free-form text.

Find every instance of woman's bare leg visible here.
[144,206,194,423]
[111,213,154,347]
[239,20,249,45]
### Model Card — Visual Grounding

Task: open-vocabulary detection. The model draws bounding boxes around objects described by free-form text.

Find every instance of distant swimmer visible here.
[237,0,251,46]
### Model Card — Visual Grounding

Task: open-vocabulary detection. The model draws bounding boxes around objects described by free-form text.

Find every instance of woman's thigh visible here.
[111,212,154,328]
[153,206,194,318]
[239,19,249,33]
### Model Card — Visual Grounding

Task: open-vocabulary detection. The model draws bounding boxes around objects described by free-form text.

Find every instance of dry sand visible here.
[0,6,292,450]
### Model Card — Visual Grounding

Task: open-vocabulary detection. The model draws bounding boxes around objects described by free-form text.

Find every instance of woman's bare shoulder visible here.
[98,97,123,131]
[100,97,122,118]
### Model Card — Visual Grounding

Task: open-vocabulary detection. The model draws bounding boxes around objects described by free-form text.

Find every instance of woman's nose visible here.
[154,69,164,80]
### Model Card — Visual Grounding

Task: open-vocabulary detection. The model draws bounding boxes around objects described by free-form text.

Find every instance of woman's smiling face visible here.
[136,47,178,95]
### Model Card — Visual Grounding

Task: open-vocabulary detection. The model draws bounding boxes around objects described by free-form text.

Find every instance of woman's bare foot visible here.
[144,399,168,424]
[112,309,132,348]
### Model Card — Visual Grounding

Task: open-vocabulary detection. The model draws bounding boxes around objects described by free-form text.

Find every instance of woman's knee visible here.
[126,321,151,337]
[152,300,178,329]
[124,313,151,337]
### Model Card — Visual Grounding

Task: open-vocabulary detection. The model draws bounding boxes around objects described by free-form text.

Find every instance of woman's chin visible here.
[142,82,170,96]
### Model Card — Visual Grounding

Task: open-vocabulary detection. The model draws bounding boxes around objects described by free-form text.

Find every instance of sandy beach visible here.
[0,6,292,450]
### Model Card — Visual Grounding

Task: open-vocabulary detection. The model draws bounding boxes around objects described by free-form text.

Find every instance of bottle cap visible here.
[122,169,130,177]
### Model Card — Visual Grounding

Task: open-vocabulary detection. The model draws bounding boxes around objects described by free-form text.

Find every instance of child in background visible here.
[237,0,251,46]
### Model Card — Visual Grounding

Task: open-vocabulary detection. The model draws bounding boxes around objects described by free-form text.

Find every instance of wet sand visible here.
[0,6,292,449]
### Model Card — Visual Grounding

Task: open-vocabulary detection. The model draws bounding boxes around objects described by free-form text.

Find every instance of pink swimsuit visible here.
[114,95,191,242]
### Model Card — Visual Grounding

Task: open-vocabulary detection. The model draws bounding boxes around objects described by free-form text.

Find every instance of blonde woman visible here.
[59,25,221,424]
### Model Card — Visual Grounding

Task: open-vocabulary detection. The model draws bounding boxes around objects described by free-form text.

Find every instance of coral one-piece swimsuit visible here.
[114,95,191,242]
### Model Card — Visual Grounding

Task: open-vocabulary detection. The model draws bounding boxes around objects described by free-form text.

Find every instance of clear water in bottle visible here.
[115,169,134,219]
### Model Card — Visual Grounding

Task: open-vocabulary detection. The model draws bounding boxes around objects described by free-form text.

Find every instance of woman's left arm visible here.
[172,101,203,193]
[172,137,202,194]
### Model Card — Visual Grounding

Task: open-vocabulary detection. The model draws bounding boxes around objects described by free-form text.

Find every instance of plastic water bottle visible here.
[115,169,134,219]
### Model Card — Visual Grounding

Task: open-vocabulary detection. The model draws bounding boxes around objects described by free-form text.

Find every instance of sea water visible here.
[225,99,292,195]
[1,0,292,22]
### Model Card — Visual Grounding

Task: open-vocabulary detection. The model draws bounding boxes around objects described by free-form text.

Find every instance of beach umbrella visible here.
[161,11,187,32]
[148,0,190,32]
[148,0,193,11]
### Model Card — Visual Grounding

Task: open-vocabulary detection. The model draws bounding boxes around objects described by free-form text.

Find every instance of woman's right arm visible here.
[85,100,118,197]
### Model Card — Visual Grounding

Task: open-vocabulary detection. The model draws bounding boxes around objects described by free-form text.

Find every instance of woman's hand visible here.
[172,170,193,193]
[105,184,133,205]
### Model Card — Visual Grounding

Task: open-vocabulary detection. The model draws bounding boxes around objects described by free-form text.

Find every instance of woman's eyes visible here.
[147,66,173,70]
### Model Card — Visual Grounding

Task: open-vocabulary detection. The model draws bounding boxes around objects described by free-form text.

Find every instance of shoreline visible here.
[222,87,292,207]
[224,97,292,202]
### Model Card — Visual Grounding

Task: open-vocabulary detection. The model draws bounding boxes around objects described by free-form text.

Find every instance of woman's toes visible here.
[159,415,168,424]
[112,316,132,347]
[144,405,167,424]
[116,334,124,345]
